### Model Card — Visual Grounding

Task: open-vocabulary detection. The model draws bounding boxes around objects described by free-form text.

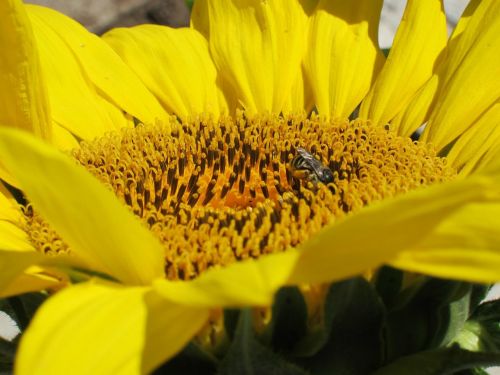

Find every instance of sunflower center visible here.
[22,113,456,280]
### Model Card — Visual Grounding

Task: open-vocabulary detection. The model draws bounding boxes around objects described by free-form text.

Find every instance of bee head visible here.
[320,167,334,184]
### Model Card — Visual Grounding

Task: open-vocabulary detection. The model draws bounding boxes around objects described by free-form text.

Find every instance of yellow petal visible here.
[52,122,80,150]
[442,0,490,82]
[359,0,447,126]
[0,220,33,253]
[446,102,500,176]
[27,5,167,126]
[390,0,485,137]
[391,203,500,283]
[0,188,68,296]
[390,74,439,137]
[282,68,314,114]
[0,183,22,222]
[16,282,209,374]
[470,141,500,179]
[27,9,127,141]
[192,0,308,114]
[447,0,480,44]
[422,0,500,150]
[289,170,500,285]
[0,185,33,251]
[0,128,164,285]
[0,0,51,184]
[0,266,67,298]
[103,26,225,118]
[0,250,45,297]
[154,250,300,307]
[0,0,51,139]
[304,0,384,118]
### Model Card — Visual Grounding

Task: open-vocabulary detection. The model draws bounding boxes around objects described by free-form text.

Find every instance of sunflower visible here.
[1,0,500,373]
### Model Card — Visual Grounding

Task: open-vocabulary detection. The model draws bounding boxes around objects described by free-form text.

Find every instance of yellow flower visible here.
[0,0,499,373]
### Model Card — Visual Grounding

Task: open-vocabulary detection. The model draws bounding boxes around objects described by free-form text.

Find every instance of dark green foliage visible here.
[223,308,240,341]
[153,342,218,375]
[263,287,308,352]
[218,310,309,375]
[374,266,404,307]
[467,298,500,352]
[4,272,499,375]
[384,278,472,359]
[299,278,386,375]
[151,274,500,374]
[372,345,500,375]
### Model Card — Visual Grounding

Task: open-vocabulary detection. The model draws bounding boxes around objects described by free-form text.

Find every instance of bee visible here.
[290,148,334,184]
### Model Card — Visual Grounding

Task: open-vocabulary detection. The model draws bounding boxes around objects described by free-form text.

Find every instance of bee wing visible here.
[308,158,326,176]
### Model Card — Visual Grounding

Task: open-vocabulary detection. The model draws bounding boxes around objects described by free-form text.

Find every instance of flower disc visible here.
[22,113,456,280]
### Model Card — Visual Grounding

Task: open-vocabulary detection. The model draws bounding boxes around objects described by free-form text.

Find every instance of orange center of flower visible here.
[22,113,456,280]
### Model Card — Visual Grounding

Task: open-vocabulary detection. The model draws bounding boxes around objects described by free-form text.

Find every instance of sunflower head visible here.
[1,0,500,374]
[22,113,454,282]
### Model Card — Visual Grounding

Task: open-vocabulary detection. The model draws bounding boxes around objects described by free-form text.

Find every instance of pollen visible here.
[22,113,456,280]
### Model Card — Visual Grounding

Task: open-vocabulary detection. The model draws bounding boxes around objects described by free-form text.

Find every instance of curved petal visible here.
[391,74,439,136]
[289,170,500,285]
[442,0,487,82]
[422,0,500,150]
[471,139,500,178]
[391,0,482,137]
[192,0,308,114]
[103,26,225,118]
[16,282,209,374]
[52,123,80,150]
[27,10,128,141]
[0,128,164,286]
[0,251,45,297]
[0,266,67,298]
[0,187,69,297]
[359,0,447,126]
[304,0,384,118]
[154,250,300,307]
[282,68,314,114]
[446,102,500,176]
[0,0,50,139]
[0,185,33,251]
[0,0,51,184]
[27,5,168,126]
[0,221,33,253]
[390,203,500,283]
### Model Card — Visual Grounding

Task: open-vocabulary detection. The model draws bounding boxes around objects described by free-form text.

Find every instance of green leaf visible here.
[469,285,491,315]
[223,309,240,341]
[153,342,218,375]
[385,278,472,359]
[261,287,307,352]
[375,266,403,307]
[218,309,308,375]
[460,298,500,352]
[372,345,500,375]
[298,278,386,375]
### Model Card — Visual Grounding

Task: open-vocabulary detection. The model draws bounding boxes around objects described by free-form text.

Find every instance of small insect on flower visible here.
[290,147,334,185]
